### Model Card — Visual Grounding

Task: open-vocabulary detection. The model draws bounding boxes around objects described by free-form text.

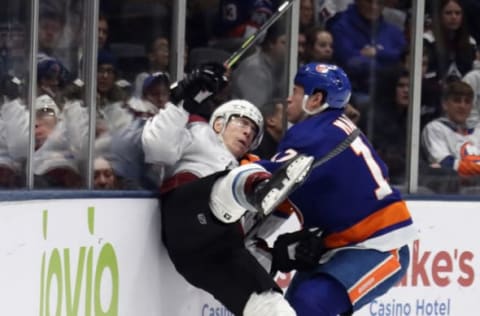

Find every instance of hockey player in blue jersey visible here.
[211,62,416,315]
[157,61,416,315]
[253,63,417,315]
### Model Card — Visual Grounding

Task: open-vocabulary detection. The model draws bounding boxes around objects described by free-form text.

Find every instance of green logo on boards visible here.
[39,207,119,316]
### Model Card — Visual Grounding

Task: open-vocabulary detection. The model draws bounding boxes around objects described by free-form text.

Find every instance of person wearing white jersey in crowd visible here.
[422,80,480,184]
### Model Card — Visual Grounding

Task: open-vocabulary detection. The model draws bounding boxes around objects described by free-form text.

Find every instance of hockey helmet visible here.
[209,99,264,150]
[294,63,351,109]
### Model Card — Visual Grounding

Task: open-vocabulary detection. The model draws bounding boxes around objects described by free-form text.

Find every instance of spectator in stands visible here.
[134,33,170,98]
[142,72,170,111]
[38,9,65,59]
[297,30,308,67]
[304,26,334,64]
[423,0,477,82]
[231,23,287,109]
[403,49,443,127]
[422,80,480,191]
[0,75,23,188]
[37,56,70,104]
[97,50,125,107]
[129,72,171,118]
[462,0,480,46]
[146,34,170,74]
[371,69,410,184]
[32,95,81,188]
[214,0,277,40]
[313,0,352,27]
[94,156,120,189]
[300,0,316,33]
[253,98,286,159]
[326,0,406,109]
[98,14,110,51]
[380,49,442,130]
[463,67,480,128]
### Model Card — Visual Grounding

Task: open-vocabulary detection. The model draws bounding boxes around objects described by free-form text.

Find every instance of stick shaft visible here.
[223,0,296,69]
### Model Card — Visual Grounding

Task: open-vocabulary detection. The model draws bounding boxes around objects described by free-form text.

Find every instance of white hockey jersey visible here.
[142,102,239,181]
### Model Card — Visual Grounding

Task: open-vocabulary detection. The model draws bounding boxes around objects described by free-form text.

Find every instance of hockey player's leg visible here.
[287,273,352,316]
[209,155,314,223]
[209,163,270,223]
[243,291,296,316]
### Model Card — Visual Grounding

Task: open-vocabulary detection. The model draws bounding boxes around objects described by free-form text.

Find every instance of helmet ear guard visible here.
[294,63,352,111]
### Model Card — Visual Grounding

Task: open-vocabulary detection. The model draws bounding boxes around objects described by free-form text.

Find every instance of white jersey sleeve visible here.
[0,98,29,160]
[62,100,89,159]
[422,120,456,165]
[142,102,191,166]
[463,70,480,127]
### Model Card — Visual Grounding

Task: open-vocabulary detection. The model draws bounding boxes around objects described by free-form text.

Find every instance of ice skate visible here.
[249,154,314,217]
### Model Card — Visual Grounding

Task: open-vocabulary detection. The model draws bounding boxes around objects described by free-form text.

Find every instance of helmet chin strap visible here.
[301,94,329,116]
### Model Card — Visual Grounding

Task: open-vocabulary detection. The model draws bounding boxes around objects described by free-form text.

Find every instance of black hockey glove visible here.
[271,228,325,274]
[170,62,228,110]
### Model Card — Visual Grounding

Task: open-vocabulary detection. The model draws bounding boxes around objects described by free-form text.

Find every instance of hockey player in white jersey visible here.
[142,63,313,315]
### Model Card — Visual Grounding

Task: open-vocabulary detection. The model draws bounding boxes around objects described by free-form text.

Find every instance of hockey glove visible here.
[170,62,228,109]
[458,142,480,176]
[271,228,325,274]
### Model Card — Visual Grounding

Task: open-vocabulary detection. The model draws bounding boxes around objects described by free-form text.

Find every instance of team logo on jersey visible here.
[315,64,337,73]
[271,148,299,163]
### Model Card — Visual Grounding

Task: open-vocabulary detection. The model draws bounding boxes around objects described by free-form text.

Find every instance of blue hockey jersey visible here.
[259,109,416,251]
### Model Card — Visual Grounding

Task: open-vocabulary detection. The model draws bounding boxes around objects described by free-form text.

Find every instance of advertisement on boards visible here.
[354,200,479,316]
[0,198,222,316]
[0,198,479,315]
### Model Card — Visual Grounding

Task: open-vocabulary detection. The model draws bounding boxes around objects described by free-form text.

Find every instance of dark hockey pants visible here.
[161,171,279,315]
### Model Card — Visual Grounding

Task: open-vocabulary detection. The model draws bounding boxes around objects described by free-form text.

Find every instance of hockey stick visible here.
[223,0,297,69]
[245,128,361,242]
[169,0,296,102]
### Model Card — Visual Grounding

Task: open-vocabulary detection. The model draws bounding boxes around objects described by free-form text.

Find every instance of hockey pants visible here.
[161,171,280,315]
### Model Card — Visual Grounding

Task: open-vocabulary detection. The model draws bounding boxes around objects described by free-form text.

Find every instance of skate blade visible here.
[261,155,314,216]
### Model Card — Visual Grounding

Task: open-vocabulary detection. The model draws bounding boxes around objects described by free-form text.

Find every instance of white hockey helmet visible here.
[209,99,264,150]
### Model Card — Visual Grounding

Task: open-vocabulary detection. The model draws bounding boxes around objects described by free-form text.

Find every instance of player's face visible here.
[287,85,306,124]
[222,116,257,159]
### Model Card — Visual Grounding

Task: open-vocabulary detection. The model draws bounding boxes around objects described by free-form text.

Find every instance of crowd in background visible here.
[1,0,480,194]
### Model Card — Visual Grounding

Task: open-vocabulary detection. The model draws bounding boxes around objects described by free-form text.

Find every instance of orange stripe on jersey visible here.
[240,153,260,165]
[323,201,411,248]
[274,199,303,224]
[333,120,352,134]
[333,115,356,134]
[348,249,401,304]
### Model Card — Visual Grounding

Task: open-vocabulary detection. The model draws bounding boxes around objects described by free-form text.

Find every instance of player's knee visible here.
[210,163,269,223]
[288,275,351,316]
[243,291,296,316]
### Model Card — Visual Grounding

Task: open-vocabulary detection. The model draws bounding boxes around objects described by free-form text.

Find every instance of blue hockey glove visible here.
[271,228,325,274]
